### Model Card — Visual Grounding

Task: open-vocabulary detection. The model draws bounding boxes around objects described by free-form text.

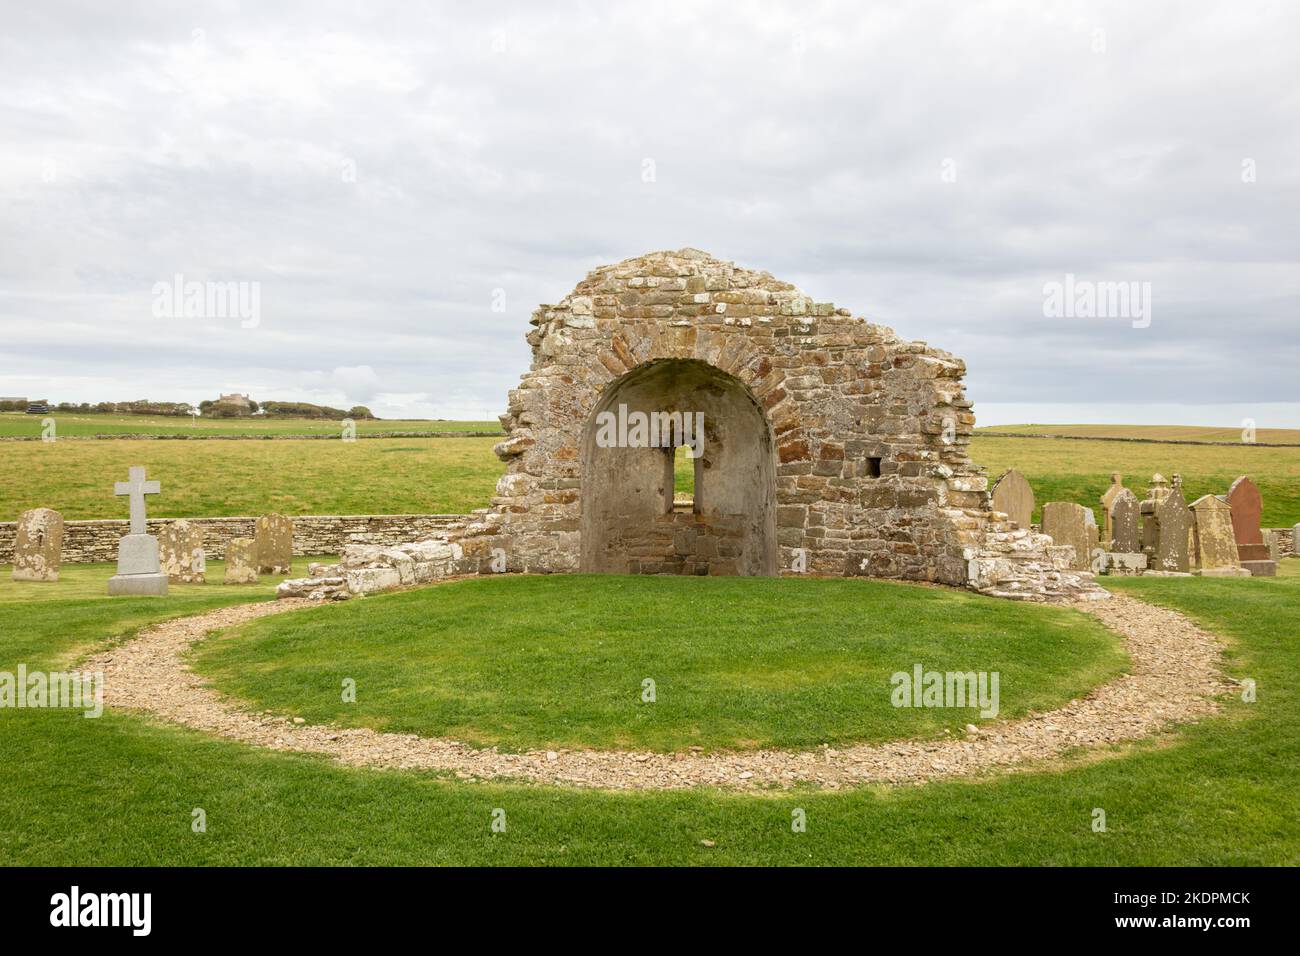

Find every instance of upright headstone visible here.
[1099,473,1126,549]
[1292,522,1300,557]
[1226,475,1277,576]
[158,519,206,584]
[11,507,64,582]
[990,469,1034,529]
[1189,495,1246,576]
[1084,508,1100,571]
[224,537,259,584]
[254,513,293,575]
[1154,484,1192,572]
[1041,501,1092,571]
[107,466,168,596]
[1110,489,1141,553]
[1140,473,1169,553]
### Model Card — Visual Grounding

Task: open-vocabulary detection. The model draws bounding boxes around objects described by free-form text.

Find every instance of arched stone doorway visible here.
[580,358,777,576]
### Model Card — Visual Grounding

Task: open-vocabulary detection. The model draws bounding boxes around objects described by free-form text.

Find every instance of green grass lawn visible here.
[192,575,1126,752]
[1,562,1297,865]
[0,411,500,438]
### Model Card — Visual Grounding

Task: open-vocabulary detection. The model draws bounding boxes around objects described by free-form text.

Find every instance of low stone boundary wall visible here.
[0,514,469,564]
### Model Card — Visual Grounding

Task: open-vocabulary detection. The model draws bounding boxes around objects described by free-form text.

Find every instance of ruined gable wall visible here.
[484,250,987,584]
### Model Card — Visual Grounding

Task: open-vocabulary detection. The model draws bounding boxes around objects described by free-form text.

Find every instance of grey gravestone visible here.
[1041,501,1092,571]
[1293,523,1300,557]
[107,466,168,596]
[1190,494,1247,576]
[1099,473,1127,549]
[1110,489,1141,553]
[1154,484,1192,572]
[254,513,293,575]
[159,519,205,584]
[12,507,64,582]
[224,537,259,584]
[990,469,1034,529]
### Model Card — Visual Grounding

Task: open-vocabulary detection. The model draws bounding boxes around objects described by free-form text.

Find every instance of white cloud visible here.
[0,0,1297,424]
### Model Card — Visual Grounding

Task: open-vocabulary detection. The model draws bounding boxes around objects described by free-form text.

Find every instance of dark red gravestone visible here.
[1226,476,1269,562]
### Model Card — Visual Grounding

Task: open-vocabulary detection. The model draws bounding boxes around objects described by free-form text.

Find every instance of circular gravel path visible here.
[85,589,1232,791]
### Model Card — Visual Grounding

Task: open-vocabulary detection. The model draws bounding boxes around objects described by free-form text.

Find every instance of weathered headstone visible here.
[1041,501,1092,571]
[107,466,168,596]
[990,469,1034,529]
[1099,473,1127,549]
[254,513,293,575]
[1139,473,1169,553]
[224,537,259,584]
[1110,489,1141,553]
[1189,495,1246,576]
[1153,484,1192,572]
[1226,475,1276,576]
[11,507,64,582]
[1292,522,1300,557]
[158,519,206,584]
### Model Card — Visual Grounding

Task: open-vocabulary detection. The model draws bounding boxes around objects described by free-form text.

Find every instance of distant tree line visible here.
[259,401,375,420]
[1,398,377,419]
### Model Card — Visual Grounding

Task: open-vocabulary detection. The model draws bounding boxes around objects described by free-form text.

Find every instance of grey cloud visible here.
[1,1,1297,424]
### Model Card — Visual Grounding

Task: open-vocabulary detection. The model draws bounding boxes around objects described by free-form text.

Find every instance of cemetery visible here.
[2,249,1297,867]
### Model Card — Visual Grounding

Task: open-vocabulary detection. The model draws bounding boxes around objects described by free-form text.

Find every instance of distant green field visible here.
[0,412,500,438]
[981,423,1300,444]
[2,425,1298,528]
[0,436,502,519]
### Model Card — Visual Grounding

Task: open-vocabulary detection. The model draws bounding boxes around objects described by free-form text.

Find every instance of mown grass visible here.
[193,575,1125,752]
[0,412,500,438]
[0,563,1297,865]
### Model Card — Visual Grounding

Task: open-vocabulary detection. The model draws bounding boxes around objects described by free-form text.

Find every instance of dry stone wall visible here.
[0,514,467,564]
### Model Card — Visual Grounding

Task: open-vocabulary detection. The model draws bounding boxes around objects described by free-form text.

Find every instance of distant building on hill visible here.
[217,392,253,409]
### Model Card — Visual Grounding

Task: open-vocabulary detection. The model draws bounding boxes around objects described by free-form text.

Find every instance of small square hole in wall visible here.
[866,457,882,478]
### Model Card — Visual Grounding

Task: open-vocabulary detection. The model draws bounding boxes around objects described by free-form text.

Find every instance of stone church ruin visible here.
[281,249,1104,603]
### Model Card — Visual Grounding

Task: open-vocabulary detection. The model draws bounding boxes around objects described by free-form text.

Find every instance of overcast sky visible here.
[1,1,1297,426]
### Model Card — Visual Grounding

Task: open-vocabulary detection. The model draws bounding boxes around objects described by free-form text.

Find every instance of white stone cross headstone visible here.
[114,466,161,534]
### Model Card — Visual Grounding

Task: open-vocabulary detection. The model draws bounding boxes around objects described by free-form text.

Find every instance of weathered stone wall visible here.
[0,514,467,564]
[486,248,986,586]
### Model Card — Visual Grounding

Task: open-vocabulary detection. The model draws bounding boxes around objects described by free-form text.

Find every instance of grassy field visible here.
[193,575,1125,752]
[0,562,1296,865]
[981,423,1300,444]
[0,412,500,438]
[4,428,1299,527]
[0,436,500,518]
